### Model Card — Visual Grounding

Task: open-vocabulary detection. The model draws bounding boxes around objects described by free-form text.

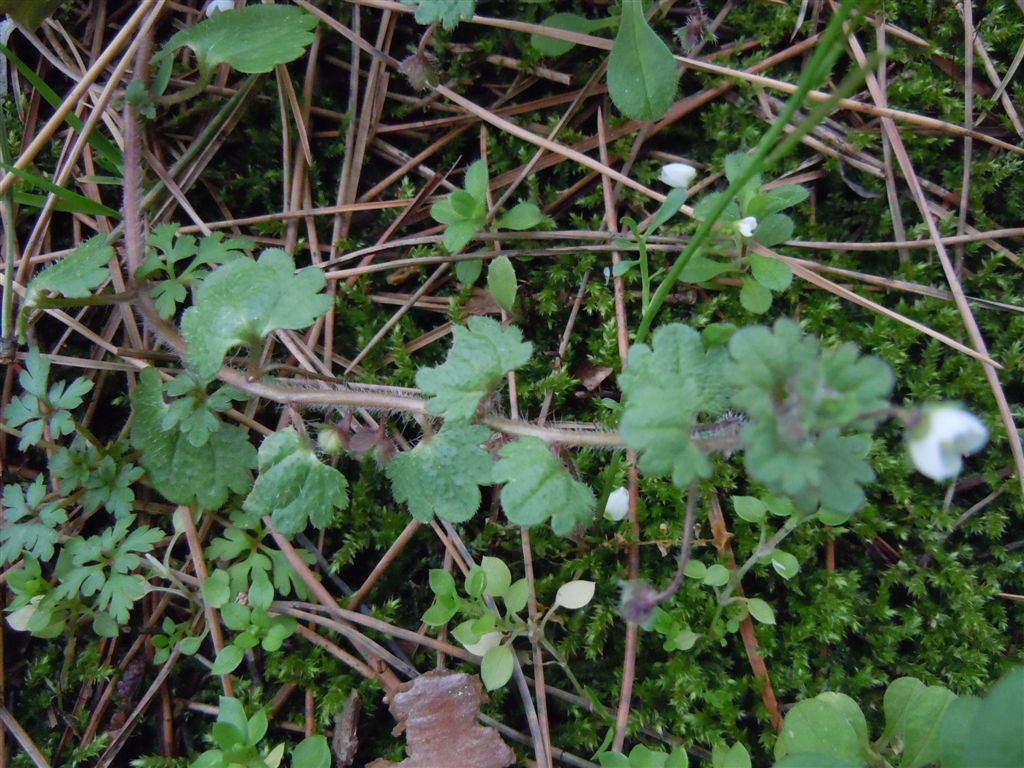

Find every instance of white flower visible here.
[659,162,698,189]
[554,580,596,610]
[604,486,629,521]
[205,0,235,16]
[907,404,988,481]
[737,216,758,238]
[463,630,503,657]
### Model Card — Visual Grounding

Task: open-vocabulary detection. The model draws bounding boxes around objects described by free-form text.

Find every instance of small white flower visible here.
[205,0,235,16]
[907,404,988,481]
[554,580,596,610]
[659,162,698,189]
[463,630,503,657]
[737,216,758,238]
[604,486,629,521]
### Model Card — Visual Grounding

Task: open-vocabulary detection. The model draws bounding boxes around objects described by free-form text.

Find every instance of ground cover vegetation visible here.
[0,0,1022,766]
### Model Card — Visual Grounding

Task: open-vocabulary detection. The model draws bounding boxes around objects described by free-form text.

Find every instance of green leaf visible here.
[960,668,1024,768]
[455,258,483,284]
[387,423,493,523]
[26,235,112,302]
[181,249,331,383]
[0,478,67,565]
[628,744,668,768]
[774,692,870,766]
[732,495,766,524]
[428,569,457,597]
[464,159,489,202]
[292,735,331,768]
[712,743,751,768]
[748,254,793,292]
[162,5,317,76]
[752,213,795,248]
[443,220,480,253]
[666,746,689,768]
[422,596,459,627]
[531,13,605,56]
[0,162,120,218]
[703,564,730,587]
[771,550,800,580]
[465,566,486,598]
[487,255,518,312]
[747,185,809,218]
[242,428,349,536]
[203,571,232,609]
[402,0,476,30]
[416,317,532,421]
[0,0,63,29]
[131,368,256,510]
[211,645,245,675]
[613,259,640,277]
[880,677,955,768]
[746,598,776,625]
[597,753,632,768]
[739,277,772,314]
[647,187,690,235]
[607,0,677,120]
[493,437,595,535]
[938,695,981,768]
[677,253,737,284]
[480,556,512,598]
[684,560,707,579]
[496,201,543,231]
[480,644,514,690]
[773,756,859,768]
[504,578,530,614]
[618,324,729,488]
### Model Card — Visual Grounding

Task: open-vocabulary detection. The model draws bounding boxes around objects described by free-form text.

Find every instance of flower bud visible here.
[737,216,757,238]
[604,486,630,521]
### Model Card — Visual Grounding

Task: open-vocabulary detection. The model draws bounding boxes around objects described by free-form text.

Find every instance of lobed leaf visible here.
[242,428,348,536]
[131,367,256,510]
[416,317,532,421]
[180,248,331,383]
[493,437,595,535]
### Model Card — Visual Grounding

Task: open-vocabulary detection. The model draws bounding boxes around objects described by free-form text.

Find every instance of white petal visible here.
[907,404,987,481]
[205,0,235,16]
[604,486,630,521]
[737,216,758,238]
[554,580,596,610]
[463,630,503,657]
[659,163,698,189]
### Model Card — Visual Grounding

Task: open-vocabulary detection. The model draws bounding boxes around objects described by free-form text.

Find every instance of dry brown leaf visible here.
[368,671,515,768]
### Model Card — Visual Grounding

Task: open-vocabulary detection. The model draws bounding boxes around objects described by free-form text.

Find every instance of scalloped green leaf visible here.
[618,324,729,488]
[180,248,331,383]
[162,4,317,76]
[387,423,493,523]
[242,428,348,537]
[493,437,595,535]
[402,0,476,31]
[131,368,256,511]
[415,317,532,421]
